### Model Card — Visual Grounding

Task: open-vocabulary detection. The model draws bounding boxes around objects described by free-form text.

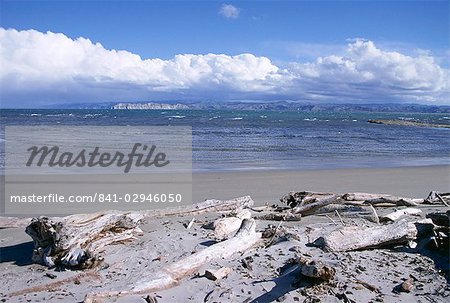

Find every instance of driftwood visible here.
[0,196,255,229]
[425,191,450,207]
[291,195,341,215]
[315,204,379,223]
[254,211,302,221]
[142,196,255,217]
[23,196,254,269]
[84,218,261,302]
[313,219,434,252]
[381,208,422,222]
[213,208,251,240]
[343,192,424,206]
[26,212,144,268]
[280,191,441,218]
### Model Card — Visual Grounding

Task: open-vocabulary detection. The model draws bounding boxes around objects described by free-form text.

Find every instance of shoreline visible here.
[192,164,450,204]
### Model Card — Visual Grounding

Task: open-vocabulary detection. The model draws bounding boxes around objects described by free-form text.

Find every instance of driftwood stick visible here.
[335,210,345,226]
[291,195,341,215]
[425,191,450,206]
[84,218,261,302]
[313,219,434,252]
[7,271,102,297]
[436,193,450,207]
[254,211,302,221]
[380,208,422,222]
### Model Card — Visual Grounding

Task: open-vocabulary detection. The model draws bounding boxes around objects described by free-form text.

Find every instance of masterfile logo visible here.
[3,126,192,215]
[26,143,170,173]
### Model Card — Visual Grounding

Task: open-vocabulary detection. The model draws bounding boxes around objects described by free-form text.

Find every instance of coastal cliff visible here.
[112,102,190,110]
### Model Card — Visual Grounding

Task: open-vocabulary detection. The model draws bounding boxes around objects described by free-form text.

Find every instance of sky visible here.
[0,0,449,107]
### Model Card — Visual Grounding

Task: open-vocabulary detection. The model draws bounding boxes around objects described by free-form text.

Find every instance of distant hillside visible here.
[53,101,450,113]
[112,102,189,110]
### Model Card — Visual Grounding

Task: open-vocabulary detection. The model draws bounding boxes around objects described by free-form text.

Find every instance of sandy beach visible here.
[193,165,450,204]
[1,165,449,302]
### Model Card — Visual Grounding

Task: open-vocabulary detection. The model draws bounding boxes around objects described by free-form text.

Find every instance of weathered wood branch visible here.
[291,195,341,215]
[84,218,261,302]
[142,196,255,217]
[425,191,450,207]
[312,219,434,252]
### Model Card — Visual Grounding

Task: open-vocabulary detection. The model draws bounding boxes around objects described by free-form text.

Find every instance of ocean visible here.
[1,109,449,172]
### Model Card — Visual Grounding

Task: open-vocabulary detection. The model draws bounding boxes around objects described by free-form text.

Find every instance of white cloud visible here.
[0,28,448,106]
[219,4,240,19]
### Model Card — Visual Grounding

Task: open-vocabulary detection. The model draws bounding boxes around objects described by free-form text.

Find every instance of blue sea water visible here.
[1,109,449,172]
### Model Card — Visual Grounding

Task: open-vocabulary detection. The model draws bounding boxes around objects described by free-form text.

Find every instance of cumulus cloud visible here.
[219,4,240,19]
[0,28,448,106]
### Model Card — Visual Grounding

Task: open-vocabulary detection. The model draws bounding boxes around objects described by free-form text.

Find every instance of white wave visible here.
[168,115,185,119]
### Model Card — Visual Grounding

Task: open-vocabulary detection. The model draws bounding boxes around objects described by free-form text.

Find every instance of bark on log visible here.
[84,218,261,302]
[312,219,434,252]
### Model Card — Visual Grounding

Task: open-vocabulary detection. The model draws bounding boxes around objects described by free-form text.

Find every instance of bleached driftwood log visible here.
[213,209,251,240]
[343,192,424,207]
[312,219,434,252]
[84,218,261,302]
[26,212,144,268]
[380,208,422,222]
[143,196,255,217]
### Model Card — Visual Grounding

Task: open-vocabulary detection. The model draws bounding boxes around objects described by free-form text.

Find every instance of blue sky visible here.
[0,0,449,107]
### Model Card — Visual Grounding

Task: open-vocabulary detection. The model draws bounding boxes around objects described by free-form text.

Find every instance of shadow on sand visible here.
[0,241,34,266]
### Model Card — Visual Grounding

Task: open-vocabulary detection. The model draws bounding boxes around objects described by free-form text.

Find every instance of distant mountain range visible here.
[53,101,450,113]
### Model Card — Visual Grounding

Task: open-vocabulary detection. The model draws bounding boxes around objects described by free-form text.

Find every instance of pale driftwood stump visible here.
[26,212,144,268]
